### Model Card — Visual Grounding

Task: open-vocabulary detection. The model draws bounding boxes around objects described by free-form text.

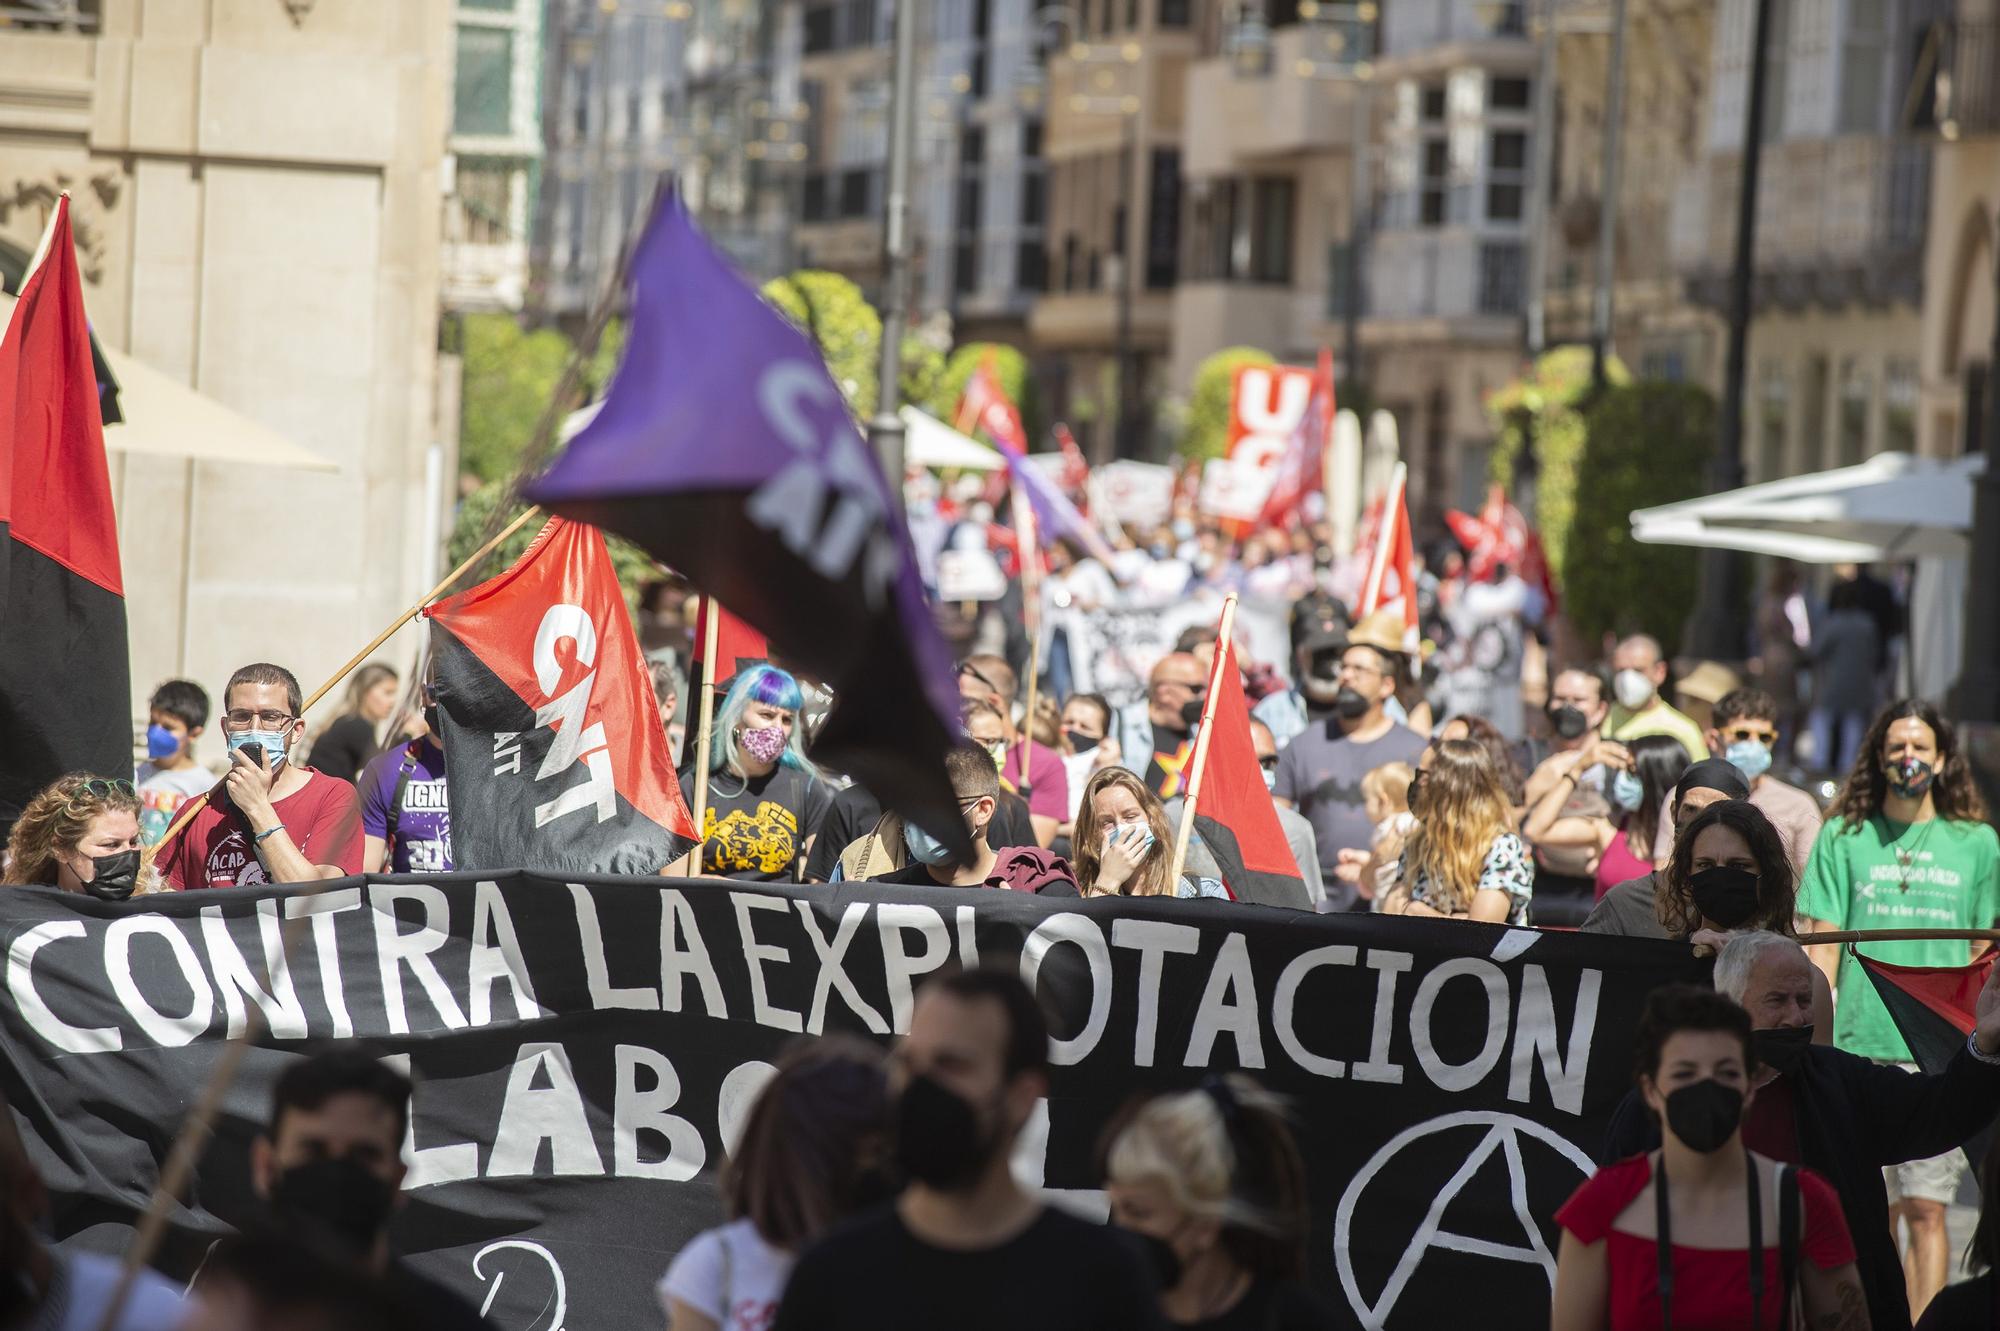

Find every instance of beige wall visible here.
[1919,137,1999,460]
[0,0,450,764]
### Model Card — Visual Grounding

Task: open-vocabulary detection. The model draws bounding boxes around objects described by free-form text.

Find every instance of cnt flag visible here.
[1184,614,1306,907]
[0,194,131,832]
[426,516,697,874]
[521,192,969,857]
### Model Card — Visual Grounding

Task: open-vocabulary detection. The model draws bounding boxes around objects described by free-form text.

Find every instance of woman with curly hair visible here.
[1380,738,1533,924]
[1798,697,2000,1315]
[3,774,159,898]
[1073,767,1226,899]
[1653,799,1799,941]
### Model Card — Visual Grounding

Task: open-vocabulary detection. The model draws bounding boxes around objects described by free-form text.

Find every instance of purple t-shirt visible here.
[359,739,454,872]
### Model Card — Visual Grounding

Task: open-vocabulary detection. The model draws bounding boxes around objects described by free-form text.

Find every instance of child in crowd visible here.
[1361,761,1416,901]
[135,678,214,847]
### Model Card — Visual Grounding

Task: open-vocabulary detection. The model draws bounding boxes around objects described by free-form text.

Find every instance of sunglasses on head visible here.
[957,661,999,693]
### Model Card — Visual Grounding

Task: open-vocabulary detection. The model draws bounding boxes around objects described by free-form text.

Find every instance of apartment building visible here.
[1167,3,1371,391]
[1669,0,1940,482]
[534,0,800,325]
[1029,0,1199,460]
[445,0,543,314]
[1362,0,1540,523]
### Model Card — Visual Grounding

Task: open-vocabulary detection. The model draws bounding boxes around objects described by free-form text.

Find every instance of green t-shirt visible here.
[1795,814,2000,1060]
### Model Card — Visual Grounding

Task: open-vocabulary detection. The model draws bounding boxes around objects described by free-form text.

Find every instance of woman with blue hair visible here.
[679,665,833,881]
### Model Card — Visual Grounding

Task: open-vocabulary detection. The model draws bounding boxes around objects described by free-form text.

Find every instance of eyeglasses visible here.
[62,778,134,816]
[1257,754,1280,771]
[1722,727,1776,746]
[1156,678,1206,695]
[223,709,296,730]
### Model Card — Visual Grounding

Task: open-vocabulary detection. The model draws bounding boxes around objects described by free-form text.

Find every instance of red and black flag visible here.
[1183,615,1306,907]
[1856,947,1997,1167]
[690,595,767,683]
[425,517,697,874]
[0,195,130,834]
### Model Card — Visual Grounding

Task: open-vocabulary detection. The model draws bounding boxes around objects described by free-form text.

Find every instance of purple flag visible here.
[523,193,969,856]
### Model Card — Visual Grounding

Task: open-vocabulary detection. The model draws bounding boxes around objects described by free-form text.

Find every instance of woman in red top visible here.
[1551,985,1869,1330]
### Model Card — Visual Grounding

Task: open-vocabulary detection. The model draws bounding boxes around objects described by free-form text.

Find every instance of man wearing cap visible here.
[1271,616,1428,912]
[1578,758,1753,937]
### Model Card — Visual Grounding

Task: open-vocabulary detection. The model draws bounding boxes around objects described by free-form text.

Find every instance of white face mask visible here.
[1613,668,1655,711]
[1261,766,1278,792]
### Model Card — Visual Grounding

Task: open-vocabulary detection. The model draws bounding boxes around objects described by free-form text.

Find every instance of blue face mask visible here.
[227,729,289,772]
[1725,739,1773,782]
[1610,769,1645,812]
[146,724,181,762]
[904,820,957,867]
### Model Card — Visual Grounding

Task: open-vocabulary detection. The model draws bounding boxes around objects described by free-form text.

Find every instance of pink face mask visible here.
[740,723,788,765]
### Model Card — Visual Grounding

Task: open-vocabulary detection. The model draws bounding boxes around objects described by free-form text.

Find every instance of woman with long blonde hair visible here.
[3,774,163,898]
[1381,739,1533,923]
[1073,767,1227,899]
[305,661,401,784]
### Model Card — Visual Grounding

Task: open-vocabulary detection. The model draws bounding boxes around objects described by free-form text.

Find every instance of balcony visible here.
[1366,229,1525,326]
[1670,137,1929,310]
[1183,25,1365,177]
[1941,17,1999,138]
[1027,287,1173,352]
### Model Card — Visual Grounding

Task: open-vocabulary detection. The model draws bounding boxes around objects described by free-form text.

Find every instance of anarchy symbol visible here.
[1333,1110,1596,1330]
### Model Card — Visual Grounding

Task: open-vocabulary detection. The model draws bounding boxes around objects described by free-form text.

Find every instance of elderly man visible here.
[1604,633,1709,761]
[1112,651,1209,798]
[1602,931,2000,1331]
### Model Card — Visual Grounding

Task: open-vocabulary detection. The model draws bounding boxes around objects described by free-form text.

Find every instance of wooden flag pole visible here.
[1802,929,2000,945]
[687,596,723,866]
[1166,594,1239,894]
[145,504,546,865]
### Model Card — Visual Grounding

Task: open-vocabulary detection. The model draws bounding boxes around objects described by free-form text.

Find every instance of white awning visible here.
[98,345,339,473]
[900,406,1005,472]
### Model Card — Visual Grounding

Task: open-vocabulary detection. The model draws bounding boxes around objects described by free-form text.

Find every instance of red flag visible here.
[426,517,697,873]
[1359,463,1419,649]
[958,354,1031,452]
[1185,623,1306,904]
[1054,423,1089,499]
[0,193,131,822]
[1856,949,1997,1170]
[1445,483,1560,611]
[691,596,768,681]
[1258,348,1336,529]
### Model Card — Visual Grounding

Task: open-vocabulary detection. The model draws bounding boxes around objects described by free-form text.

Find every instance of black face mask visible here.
[1547,704,1591,741]
[1688,865,1762,929]
[895,1074,998,1191]
[1662,1078,1743,1154]
[423,703,442,736]
[80,849,140,901]
[1751,1025,1812,1077]
[1179,698,1205,730]
[269,1157,397,1255]
[1333,687,1371,720]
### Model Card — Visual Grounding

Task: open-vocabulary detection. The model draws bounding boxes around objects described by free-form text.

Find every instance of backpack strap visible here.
[1778,1163,1802,1327]
[384,743,420,859]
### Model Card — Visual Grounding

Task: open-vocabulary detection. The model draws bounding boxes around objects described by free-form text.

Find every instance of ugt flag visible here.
[0,193,130,833]
[523,193,969,856]
[425,516,696,874]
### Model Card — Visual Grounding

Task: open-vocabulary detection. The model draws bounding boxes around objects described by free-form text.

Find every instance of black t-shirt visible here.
[1915,1272,1999,1330]
[772,1203,1164,1331]
[1144,727,1192,797]
[679,764,833,881]
[803,785,1040,881]
[1183,1280,1340,1331]
[311,714,381,785]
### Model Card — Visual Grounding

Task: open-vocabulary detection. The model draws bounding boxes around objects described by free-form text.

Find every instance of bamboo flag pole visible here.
[1166,594,1239,894]
[687,596,723,867]
[145,504,546,866]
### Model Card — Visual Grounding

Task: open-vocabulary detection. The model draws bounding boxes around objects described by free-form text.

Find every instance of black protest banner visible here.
[0,876,1702,1330]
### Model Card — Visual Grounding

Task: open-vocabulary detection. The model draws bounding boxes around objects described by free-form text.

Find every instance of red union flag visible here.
[425,517,696,874]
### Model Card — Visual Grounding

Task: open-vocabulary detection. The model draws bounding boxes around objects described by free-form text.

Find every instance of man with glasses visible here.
[957,654,1067,849]
[155,663,364,889]
[1707,686,1823,874]
[1111,652,1210,799]
[1270,632,1427,912]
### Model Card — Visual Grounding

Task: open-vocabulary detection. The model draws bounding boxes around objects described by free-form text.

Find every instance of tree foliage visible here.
[445,481,661,614]
[927,342,1041,442]
[1563,382,1718,647]
[1484,346,1630,585]
[760,270,882,417]
[457,314,575,484]
[1180,346,1276,461]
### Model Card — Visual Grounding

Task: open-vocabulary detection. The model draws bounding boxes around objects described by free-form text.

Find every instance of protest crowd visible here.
[4,195,2000,1331]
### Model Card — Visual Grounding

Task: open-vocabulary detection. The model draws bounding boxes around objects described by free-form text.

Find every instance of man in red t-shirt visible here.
[156,662,364,889]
